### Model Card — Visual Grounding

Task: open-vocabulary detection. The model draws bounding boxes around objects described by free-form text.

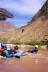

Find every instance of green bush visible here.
[23,41,42,45]
[0,38,7,44]
[31,41,42,45]
[10,40,42,45]
[38,45,42,50]
[10,40,22,45]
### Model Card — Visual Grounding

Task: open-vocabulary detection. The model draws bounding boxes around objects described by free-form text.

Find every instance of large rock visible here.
[0,8,13,20]
[0,8,16,33]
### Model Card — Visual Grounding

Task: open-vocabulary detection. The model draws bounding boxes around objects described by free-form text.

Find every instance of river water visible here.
[0,49,48,72]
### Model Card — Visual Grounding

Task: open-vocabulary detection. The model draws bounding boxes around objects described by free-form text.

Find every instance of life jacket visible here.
[8,48,13,54]
[14,45,18,50]
[31,49,35,53]
[34,49,38,52]
[4,50,13,57]
[0,49,4,55]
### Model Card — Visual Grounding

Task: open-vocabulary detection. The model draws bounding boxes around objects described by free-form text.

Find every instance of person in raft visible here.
[14,45,19,54]
[13,45,20,58]
[31,45,38,53]
[2,44,13,57]
[4,48,13,57]
[8,45,14,55]
[0,44,7,56]
[0,47,4,56]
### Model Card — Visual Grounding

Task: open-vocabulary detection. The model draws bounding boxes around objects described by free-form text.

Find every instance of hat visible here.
[35,45,38,48]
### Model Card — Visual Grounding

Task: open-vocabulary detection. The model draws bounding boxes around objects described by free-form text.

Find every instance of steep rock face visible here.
[0,21,16,33]
[32,0,48,21]
[18,0,48,41]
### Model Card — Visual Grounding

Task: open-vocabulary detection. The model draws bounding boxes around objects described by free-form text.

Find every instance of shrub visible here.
[0,38,7,44]
[10,40,22,45]
[10,40,42,46]
[31,41,42,45]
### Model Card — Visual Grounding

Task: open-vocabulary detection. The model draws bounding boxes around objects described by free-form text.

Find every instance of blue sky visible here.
[0,0,46,28]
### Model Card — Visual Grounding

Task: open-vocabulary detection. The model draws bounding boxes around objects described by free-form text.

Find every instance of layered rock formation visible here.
[18,0,48,41]
[0,1,48,42]
[0,8,13,20]
[0,21,16,32]
[0,8,16,32]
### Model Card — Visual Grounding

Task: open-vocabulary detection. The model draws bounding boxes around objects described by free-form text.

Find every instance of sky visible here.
[0,0,46,28]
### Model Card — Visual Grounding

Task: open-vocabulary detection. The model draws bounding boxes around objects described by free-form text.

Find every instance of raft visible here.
[14,52,20,58]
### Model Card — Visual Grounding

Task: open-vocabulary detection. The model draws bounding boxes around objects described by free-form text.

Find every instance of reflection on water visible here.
[0,51,48,65]
[0,50,48,72]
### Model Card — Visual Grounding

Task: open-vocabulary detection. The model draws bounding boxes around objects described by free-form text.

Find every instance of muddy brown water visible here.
[0,49,48,72]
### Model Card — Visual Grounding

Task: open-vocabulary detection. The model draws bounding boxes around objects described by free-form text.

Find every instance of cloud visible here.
[0,0,46,15]
[0,0,46,28]
[7,18,29,28]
